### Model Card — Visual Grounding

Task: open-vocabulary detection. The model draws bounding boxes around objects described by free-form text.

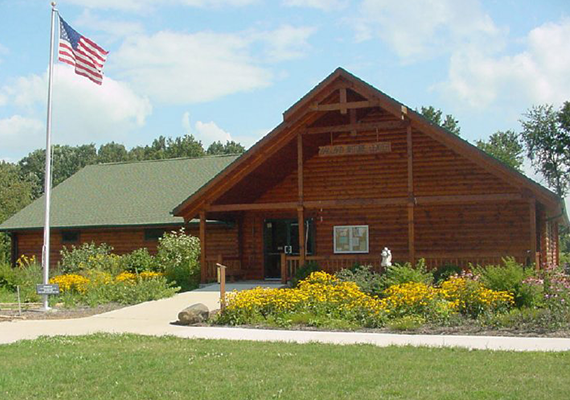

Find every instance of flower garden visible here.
[216,259,570,333]
[0,229,200,308]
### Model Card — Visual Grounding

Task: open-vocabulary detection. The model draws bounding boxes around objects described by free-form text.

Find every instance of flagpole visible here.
[41,1,57,311]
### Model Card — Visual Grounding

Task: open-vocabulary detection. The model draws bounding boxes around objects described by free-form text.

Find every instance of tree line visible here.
[1,103,569,263]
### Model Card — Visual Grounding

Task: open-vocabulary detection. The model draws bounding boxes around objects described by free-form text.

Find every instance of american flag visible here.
[58,17,108,85]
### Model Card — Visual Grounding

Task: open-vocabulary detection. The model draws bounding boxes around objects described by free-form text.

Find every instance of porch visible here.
[203,251,533,285]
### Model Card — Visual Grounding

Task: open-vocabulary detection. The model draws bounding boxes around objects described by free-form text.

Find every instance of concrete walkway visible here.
[1,282,570,351]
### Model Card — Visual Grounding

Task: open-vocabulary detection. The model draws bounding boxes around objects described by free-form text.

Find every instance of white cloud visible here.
[112,31,272,104]
[61,0,258,12]
[110,25,316,104]
[354,0,503,63]
[182,111,232,147]
[2,73,46,110]
[0,115,44,155]
[0,65,152,156]
[257,25,316,62]
[74,10,145,40]
[282,0,347,11]
[195,121,232,145]
[439,19,570,108]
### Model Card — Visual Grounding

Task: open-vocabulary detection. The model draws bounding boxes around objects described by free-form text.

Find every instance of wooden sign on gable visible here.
[318,142,391,157]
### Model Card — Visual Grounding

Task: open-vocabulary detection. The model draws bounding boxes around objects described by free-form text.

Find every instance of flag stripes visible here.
[57,16,108,85]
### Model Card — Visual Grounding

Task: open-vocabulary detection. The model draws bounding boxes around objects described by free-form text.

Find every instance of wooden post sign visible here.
[319,142,391,157]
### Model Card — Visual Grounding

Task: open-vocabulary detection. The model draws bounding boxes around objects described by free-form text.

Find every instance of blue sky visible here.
[0,0,569,205]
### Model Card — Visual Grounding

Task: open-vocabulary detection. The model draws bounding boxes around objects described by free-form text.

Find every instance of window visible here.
[144,228,166,241]
[334,225,369,254]
[61,231,80,244]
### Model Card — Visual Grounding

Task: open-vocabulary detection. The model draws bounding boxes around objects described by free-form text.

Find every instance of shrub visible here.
[483,307,554,329]
[381,259,433,290]
[291,261,320,287]
[440,275,514,318]
[59,242,113,274]
[336,265,383,296]
[121,248,158,273]
[523,265,570,326]
[474,258,541,308]
[0,256,42,302]
[156,228,201,291]
[379,282,454,322]
[433,264,463,283]
[115,271,164,284]
[58,276,179,307]
[49,274,90,294]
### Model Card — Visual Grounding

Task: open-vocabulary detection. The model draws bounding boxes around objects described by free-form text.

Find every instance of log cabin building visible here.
[2,68,567,283]
[0,156,240,267]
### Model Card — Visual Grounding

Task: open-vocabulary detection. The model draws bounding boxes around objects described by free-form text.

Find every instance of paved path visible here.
[1,282,570,351]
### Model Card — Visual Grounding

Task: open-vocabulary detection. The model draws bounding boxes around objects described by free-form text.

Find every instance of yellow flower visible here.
[49,274,90,294]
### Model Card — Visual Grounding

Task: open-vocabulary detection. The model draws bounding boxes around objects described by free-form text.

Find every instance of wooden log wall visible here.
[414,202,531,266]
[13,224,238,268]
[412,130,518,196]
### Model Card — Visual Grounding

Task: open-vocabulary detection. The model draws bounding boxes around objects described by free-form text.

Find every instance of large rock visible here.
[177,303,210,325]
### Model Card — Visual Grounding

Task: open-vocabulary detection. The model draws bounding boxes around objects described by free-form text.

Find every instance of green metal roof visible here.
[0,155,239,231]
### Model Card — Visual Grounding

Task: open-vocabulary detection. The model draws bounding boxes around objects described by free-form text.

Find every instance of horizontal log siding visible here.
[415,201,531,266]
[14,225,238,268]
[314,206,408,261]
[412,130,518,196]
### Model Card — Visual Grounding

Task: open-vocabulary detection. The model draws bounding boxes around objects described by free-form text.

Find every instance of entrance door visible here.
[263,219,314,279]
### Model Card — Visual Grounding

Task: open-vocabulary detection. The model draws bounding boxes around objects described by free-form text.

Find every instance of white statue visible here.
[381,247,392,267]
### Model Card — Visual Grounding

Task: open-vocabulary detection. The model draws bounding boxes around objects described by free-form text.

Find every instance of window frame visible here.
[61,230,80,244]
[144,228,167,242]
[333,225,369,254]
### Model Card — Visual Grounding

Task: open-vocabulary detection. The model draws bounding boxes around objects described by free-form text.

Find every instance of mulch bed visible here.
[0,303,124,321]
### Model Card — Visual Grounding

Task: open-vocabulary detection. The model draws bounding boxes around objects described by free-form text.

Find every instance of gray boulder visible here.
[177,303,210,325]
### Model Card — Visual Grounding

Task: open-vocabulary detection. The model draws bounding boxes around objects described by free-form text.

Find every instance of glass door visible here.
[263,219,314,279]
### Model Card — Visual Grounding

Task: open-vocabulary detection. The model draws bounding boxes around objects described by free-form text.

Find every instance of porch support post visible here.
[297,133,306,267]
[298,206,306,267]
[529,199,538,268]
[297,133,304,205]
[200,210,207,284]
[406,121,415,265]
[281,253,287,284]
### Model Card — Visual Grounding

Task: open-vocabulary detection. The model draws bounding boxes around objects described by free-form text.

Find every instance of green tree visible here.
[520,102,570,197]
[128,135,205,160]
[97,142,129,164]
[164,135,205,158]
[19,144,97,198]
[0,162,33,262]
[476,130,524,171]
[207,140,246,155]
[419,106,461,136]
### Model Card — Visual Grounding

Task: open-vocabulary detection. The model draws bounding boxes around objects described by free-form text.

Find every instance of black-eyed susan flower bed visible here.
[49,270,178,307]
[215,271,513,329]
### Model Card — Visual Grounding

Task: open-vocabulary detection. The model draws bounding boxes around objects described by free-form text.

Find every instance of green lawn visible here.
[1,334,569,399]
